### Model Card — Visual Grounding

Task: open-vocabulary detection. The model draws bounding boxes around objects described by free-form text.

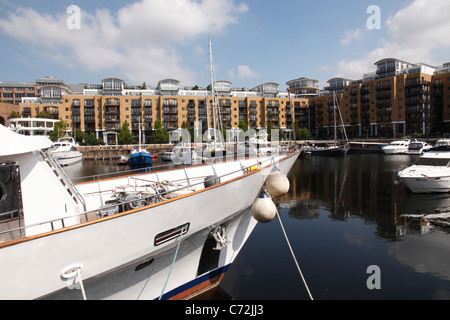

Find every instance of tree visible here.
[49,121,68,141]
[294,122,312,139]
[37,111,53,119]
[152,119,169,143]
[238,120,248,133]
[8,111,20,119]
[118,121,135,145]
[84,132,100,145]
[181,121,194,142]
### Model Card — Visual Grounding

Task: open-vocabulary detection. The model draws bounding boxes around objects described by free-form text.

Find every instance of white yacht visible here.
[382,139,411,154]
[50,136,83,166]
[433,139,450,149]
[0,124,300,300]
[406,140,432,155]
[397,149,450,193]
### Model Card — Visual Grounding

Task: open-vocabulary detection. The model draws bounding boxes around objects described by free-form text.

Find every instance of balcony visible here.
[105,107,120,115]
[164,107,178,114]
[105,98,120,106]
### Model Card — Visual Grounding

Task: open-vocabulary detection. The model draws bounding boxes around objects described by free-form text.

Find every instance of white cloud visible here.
[228,65,260,79]
[335,0,450,79]
[0,0,248,85]
[341,28,363,46]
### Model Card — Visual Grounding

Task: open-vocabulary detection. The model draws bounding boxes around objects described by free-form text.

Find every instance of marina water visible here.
[65,154,450,300]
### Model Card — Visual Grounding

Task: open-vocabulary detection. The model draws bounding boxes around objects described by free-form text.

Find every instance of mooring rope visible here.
[276,210,314,300]
[158,226,186,300]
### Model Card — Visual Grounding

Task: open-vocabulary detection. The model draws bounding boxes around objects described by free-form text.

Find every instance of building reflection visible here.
[276,156,450,240]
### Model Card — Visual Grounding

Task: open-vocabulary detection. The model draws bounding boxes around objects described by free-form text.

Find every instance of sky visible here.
[0,0,449,90]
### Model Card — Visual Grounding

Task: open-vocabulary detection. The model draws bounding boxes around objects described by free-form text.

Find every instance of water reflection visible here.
[222,154,450,299]
[63,155,450,299]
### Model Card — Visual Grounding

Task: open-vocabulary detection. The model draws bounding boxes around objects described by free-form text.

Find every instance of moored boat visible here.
[0,124,300,300]
[346,142,387,155]
[382,139,411,154]
[49,136,83,166]
[128,147,153,167]
[397,149,450,193]
[405,140,432,155]
[116,155,128,166]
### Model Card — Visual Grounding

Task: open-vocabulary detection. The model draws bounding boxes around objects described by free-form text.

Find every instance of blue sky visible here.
[0,0,449,90]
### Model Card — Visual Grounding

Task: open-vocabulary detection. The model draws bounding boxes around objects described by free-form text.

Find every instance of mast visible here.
[208,35,217,141]
[138,120,142,151]
[333,92,349,149]
[287,87,297,146]
[333,92,337,145]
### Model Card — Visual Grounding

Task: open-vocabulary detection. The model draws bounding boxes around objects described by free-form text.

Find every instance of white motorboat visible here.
[433,139,450,150]
[50,136,83,166]
[162,147,200,164]
[405,140,432,155]
[0,124,300,300]
[397,149,450,193]
[382,139,411,154]
[162,151,175,161]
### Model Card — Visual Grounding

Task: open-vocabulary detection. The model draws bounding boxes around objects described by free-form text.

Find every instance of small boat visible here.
[116,155,128,166]
[382,139,411,154]
[129,124,153,167]
[406,140,432,155]
[304,92,348,157]
[346,142,387,155]
[128,147,153,167]
[431,139,450,151]
[162,147,200,164]
[307,145,347,157]
[50,136,83,166]
[162,151,174,162]
[397,149,450,193]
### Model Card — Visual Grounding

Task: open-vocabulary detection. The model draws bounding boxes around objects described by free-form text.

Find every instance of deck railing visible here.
[0,153,288,244]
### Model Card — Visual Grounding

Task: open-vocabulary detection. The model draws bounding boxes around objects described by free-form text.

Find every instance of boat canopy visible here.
[0,124,52,156]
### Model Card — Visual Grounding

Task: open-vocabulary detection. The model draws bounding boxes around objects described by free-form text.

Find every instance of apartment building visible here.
[9,58,450,144]
[307,59,450,139]
[0,82,36,105]
[17,77,307,144]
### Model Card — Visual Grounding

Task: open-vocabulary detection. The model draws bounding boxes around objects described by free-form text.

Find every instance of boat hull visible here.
[129,152,153,167]
[382,148,407,155]
[52,151,83,166]
[309,147,346,157]
[0,151,300,300]
[399,177,450,193]
[398,166,450,193]
[41,207,257,300]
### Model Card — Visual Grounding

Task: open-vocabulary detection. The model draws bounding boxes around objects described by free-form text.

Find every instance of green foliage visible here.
[49,121,68,141]
[152,119,169,143]
[118,121,135,145]
[294,122,312,139]
[37,111,54,119]
[84,132,103,145]
[8,111,20,119]
[238,120,248,133]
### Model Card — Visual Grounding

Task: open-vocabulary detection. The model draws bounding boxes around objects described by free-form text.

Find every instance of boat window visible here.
[0,162,23,221]
[415,158,450,166]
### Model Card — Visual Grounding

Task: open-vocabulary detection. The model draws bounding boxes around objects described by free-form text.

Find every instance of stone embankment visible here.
[79,144,173,160]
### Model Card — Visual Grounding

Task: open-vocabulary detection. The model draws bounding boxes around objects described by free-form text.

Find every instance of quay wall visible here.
[79,144,173,160]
